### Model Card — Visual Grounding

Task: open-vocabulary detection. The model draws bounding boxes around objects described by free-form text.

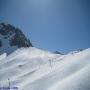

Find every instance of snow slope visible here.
[0,47,90,90]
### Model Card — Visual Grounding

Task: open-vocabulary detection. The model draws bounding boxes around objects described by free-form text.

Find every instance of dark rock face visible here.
[54,51,64,55]
[0,23,33,54]
[0,40,2,47]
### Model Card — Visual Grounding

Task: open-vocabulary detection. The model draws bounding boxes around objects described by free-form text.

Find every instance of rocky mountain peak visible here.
[0,23,33,55]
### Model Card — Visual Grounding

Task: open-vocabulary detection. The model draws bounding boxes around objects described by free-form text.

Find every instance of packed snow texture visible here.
[0,47,90,90]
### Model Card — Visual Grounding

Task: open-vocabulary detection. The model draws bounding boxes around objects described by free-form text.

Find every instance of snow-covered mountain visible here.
[0,23,32,55]
[0,47,90,90]
[0,23,90,90]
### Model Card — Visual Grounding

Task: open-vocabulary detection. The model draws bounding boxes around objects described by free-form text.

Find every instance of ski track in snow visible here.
[0,47,90,90]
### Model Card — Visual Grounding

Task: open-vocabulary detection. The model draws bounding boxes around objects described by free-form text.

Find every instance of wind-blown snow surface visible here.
[0,47,90,90]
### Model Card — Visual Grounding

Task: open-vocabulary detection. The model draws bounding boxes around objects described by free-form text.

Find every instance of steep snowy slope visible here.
[0,47,90,90]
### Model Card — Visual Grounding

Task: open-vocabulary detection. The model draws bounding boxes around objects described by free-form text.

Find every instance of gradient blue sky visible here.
[0,0,90,53]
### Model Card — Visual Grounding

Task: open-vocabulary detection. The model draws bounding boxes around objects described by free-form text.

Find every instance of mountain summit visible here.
[0,23,32,55]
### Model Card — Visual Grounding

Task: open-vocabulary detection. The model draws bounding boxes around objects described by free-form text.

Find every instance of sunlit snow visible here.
[0,47,90,90]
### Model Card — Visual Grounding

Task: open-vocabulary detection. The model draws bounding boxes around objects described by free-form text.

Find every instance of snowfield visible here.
[0,47,90,90]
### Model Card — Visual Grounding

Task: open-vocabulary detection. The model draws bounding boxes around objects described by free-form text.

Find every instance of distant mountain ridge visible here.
[0,23,32,55]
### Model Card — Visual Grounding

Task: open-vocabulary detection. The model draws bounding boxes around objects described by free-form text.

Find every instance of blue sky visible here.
[0,0,90,53]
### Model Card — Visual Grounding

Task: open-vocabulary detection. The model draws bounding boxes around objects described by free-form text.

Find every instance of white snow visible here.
[0,47,90,90]
[0,53,7,61]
